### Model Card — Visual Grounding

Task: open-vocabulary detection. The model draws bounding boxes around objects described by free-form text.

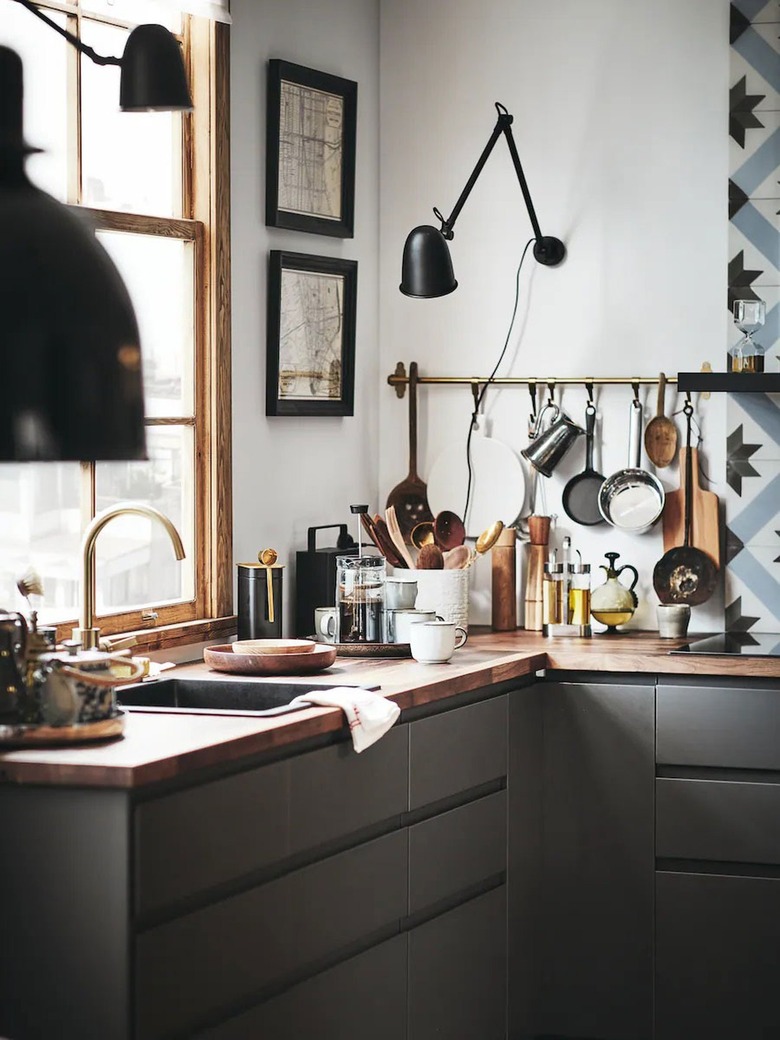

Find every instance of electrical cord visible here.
[462,237,534,522]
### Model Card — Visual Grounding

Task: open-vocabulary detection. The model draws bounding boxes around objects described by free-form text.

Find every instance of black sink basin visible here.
[119,677,378,718]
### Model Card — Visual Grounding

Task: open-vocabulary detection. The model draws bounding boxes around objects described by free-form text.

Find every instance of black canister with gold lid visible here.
[237,553,284,640]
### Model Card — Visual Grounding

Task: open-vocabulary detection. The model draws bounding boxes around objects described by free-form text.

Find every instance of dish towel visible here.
[288,687,400,753]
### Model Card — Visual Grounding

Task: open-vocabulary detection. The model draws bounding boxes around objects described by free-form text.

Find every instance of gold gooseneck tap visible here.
[74,503,186,650]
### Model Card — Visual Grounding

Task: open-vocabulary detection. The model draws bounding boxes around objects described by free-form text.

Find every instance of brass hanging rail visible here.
[387,361,679,399]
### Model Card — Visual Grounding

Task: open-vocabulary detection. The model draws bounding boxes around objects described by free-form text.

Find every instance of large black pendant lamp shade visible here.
[0,46,147,462]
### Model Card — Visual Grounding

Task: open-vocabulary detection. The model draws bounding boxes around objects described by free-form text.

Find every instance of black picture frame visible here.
[266,250,358,417]
[266,59,357,238]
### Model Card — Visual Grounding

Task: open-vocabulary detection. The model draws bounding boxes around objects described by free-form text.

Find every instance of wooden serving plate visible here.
[203,643,337,675]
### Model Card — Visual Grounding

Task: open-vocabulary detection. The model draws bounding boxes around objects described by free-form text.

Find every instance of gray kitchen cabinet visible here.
[655,676,780,1040]
[509,674,655,1040]
[0,682,519,1040]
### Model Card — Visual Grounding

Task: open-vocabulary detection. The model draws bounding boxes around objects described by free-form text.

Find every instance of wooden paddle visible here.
[662,446,720,567]
[385,362,434,542]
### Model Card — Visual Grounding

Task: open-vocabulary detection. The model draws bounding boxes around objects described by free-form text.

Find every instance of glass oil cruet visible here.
[590,552,639,634]
[731,298,766,373]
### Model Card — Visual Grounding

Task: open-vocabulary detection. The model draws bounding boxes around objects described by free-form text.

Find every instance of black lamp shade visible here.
[400,225,458,298]
[119,25,192,113]
[0,46,147,463]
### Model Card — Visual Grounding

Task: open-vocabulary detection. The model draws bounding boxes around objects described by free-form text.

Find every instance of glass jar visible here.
[335,555,386,643]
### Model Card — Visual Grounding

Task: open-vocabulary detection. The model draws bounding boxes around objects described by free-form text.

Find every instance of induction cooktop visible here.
[670,633,780,657]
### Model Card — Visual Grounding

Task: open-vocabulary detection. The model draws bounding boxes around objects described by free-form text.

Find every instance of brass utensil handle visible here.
[265,566,275,624]
[57,655,145,687]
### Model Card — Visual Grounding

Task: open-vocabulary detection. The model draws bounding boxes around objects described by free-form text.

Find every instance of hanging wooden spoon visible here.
[258,548,278,624]
[644,373,678,468]
[434,510,466,551]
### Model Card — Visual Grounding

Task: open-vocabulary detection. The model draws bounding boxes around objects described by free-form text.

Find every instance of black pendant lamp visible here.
[400,102,566,298]
[0,46,147,462]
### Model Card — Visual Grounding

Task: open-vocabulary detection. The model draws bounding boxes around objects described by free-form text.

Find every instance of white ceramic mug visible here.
[314,606,337,643]
[392,609,439,645]
[409,620,468,664]
[657,603,691,638]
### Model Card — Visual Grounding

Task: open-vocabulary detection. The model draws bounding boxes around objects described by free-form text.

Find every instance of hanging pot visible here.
[652,403,718,606]
[598,397,665,532]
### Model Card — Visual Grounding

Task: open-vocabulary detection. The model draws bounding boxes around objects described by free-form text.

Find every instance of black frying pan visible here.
[562,403,605,526]
[652,403,717,605]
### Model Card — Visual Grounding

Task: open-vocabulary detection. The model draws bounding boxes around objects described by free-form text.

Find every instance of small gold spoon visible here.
[410,521,436,549]
[258,548,278,623]
[465,521,505,567]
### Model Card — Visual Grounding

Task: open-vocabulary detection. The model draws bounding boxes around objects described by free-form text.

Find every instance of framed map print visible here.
[266,60,357,238]
[266,251,358,417]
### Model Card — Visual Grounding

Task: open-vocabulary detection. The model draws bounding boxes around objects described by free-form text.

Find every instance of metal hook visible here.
[528,381,538,423]
[547,380,556,407]
[631,380,640,404]
[585,380,595,405]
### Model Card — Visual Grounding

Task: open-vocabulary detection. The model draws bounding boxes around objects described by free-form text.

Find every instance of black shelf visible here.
[677,372,780,394]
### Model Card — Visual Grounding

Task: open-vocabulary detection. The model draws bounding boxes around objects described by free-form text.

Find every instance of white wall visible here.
[378,0,730,631]
[230,0,380,630]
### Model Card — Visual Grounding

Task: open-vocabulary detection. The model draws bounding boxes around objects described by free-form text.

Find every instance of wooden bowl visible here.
[204,644,337,675]
[232,639,316,656]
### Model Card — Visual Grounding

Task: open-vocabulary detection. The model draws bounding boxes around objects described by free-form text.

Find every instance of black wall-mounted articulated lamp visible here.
[9,0,193,112]
[400,102,566,298]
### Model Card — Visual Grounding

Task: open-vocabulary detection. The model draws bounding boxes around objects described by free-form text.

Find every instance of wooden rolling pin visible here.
[524,515,551,631]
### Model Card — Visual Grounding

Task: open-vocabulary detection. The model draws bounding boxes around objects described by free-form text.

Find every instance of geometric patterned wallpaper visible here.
[726,0,780,635]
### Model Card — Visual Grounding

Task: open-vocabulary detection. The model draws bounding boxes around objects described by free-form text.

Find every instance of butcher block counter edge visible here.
[1,630,778,789]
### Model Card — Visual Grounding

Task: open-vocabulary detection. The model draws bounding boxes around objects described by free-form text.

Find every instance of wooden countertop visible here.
[1,630,778,790]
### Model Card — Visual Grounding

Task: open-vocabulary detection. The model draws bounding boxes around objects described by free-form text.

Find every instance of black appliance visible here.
[294,524,357,638]
[670,633,780,657]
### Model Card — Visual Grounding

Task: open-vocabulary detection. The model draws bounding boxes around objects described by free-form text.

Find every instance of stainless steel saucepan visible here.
[598,398,665,533]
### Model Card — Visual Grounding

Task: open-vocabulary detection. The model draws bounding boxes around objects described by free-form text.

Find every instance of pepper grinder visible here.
[523,515,550,630]
[491,527,517,631]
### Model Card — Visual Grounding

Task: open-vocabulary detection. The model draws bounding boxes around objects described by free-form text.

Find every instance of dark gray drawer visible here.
[195,934,407,1040]
[409,694,507,809]
[136,829,408,1040]
[134,724,407,916]
[409,790,506,913]
[657,684,780,769]
[656,778,780,865]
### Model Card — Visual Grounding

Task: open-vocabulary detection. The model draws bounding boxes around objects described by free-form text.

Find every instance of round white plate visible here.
[426,434,526,538]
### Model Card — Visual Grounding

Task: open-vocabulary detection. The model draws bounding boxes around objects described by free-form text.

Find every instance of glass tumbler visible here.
[335,555,386,643]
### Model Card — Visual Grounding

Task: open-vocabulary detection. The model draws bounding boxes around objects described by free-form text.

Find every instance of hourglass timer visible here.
[731,298,766,373]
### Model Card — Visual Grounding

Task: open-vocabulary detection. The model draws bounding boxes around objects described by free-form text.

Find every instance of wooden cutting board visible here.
[662,447,720,568]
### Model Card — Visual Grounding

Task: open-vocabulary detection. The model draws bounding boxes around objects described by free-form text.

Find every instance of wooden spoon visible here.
[644,373,678,468]
[443,544,471,569]
[411,521,435,549]
[385,505,416,569]
[385,362,434,542]
[434,510,466,551]
[257,548,278,623]
[417,543,444,569]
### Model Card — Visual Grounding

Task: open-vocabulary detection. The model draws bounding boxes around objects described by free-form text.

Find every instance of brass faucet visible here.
[74,503,186,650]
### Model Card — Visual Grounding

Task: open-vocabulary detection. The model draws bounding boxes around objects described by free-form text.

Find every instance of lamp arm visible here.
[11,0,121,67]
[500,115,544,242]
[437,115,504,239]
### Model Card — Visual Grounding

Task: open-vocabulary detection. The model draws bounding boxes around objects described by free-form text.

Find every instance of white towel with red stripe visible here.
[289,687,400,753]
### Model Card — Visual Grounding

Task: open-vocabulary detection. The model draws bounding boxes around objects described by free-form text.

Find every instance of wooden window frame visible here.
[47,14,234,651]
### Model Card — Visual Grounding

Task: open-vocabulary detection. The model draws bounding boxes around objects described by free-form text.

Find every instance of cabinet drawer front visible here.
[409,790,506,914]
[409,694,507,810]
[135,724,407,916]
[409,886,507,1040]
[656,778,780,865]
[657,684,780,769]
[136,830,408,1040]
[195,934,407,1040]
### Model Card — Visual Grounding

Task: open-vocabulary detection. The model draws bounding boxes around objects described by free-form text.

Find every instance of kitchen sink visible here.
[118,677,378,718]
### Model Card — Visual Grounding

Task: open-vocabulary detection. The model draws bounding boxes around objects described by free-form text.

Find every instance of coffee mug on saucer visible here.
[409,620,468,664]
[314,606,338,643]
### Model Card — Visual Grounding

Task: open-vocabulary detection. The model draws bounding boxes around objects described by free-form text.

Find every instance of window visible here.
[0,3,232,648]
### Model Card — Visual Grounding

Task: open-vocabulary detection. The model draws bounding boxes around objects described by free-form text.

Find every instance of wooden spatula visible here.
[662,447,720,567]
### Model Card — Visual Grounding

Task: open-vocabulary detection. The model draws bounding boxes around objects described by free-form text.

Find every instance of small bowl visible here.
[232,638,316,656]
